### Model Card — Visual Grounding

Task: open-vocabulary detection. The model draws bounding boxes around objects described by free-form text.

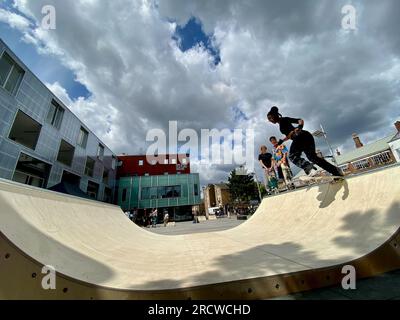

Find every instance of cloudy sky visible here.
[1,0,399,185]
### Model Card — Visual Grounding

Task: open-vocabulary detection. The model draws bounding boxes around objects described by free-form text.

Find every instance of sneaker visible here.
[309,169,319,177]
[304,164,315,176]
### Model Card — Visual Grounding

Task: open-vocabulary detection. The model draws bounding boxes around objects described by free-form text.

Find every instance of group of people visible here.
[125,208,170,228]
[259,136,294,193]
[259,106,344,193]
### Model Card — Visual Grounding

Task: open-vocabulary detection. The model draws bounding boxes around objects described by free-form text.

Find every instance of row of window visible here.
[342,151,393,171]
[121,183,199,202]
[141,186,182,200]
[137,158,188,166]
[9,109,115,174]
[45,100,104,155]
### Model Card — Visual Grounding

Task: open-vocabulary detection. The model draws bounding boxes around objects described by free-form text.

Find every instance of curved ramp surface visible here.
[1,166,400,300]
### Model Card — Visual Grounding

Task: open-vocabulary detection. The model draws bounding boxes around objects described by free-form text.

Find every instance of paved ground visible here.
[148,217,400,300]
[148,217,244,235]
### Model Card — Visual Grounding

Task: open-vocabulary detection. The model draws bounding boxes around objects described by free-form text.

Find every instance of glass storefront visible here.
[118,173,201,214]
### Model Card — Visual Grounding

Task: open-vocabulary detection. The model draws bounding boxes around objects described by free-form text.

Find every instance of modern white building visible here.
[0,38,117,202]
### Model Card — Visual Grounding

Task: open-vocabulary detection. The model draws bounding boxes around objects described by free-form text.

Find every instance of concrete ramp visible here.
[1,166,400,300]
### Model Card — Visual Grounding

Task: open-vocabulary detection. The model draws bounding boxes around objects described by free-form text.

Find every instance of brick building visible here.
[337,125,399,175]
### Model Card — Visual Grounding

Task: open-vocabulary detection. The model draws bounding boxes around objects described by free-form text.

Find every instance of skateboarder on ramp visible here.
[267,106,344,178]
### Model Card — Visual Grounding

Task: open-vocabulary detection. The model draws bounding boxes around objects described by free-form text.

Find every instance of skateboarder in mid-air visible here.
[267,106,344,177]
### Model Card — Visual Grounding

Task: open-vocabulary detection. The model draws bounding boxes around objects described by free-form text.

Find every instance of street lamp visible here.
[313,124,337,165]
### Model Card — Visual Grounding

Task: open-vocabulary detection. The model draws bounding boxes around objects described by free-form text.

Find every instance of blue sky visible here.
[0,22,90,100]
[173,17,221,65]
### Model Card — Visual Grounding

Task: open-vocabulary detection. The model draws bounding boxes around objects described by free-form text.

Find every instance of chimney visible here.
[352,133,364,149]
[395,121,400,133]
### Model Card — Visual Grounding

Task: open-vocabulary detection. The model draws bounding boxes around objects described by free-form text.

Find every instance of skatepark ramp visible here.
[1,166,400,300]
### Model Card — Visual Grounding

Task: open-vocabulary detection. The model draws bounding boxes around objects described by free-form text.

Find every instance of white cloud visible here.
[0,8,30,31]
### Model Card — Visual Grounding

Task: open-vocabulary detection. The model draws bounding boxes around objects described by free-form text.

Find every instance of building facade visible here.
[117,154,201,222]
[203,185,216,211]
[337,128,398,175]
[389,122,400,163]
[0,39,117,202]
[203,183,231,215]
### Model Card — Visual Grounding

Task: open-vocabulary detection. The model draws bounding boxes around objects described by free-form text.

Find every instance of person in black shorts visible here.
[258,145,276,190]
[267,106,343,177]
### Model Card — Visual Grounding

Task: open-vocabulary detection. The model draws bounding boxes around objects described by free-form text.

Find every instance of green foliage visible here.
[259,183,268,198]
[227,170,259,202]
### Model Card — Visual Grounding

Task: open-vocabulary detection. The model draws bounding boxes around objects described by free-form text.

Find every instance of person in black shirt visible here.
[258,145,276,191]
[267,106,343,177]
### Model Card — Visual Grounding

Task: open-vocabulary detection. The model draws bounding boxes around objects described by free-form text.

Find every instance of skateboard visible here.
[299,175,345,185]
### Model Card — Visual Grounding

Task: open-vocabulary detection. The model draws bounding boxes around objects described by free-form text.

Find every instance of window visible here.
[46,100,64,129]
[111,156,117,170]
[149,187,158,199]
[139,160,144,166]
[122,189,127,202]
[141,185,181,200]
[141,187,149,200]
[371,151,392,166]
[77,127,89,148]
[171,159,177,165]
[0,52,24,95]
[87,181,99,200]
[57,140,75,167]
[164,159,169,165]
[97,144,105,161]
[103,169,109,184]
[194,184,199,196]
[12,153,51,189]
[339,165,351,174]
[182,158,187,165]
[85,157,95,177]
[167,185,181,198]
[157,186,166,199]
[352,159,370,170]
[104,187,112,204]
[9,110,42,150]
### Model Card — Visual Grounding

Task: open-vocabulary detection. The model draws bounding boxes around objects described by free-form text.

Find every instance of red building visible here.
[117,154,191,178]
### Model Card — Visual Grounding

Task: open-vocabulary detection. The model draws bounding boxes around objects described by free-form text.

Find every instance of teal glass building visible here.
[117,173,201,222]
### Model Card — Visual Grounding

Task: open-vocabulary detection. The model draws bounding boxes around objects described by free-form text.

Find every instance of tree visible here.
[227,170,259,202]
